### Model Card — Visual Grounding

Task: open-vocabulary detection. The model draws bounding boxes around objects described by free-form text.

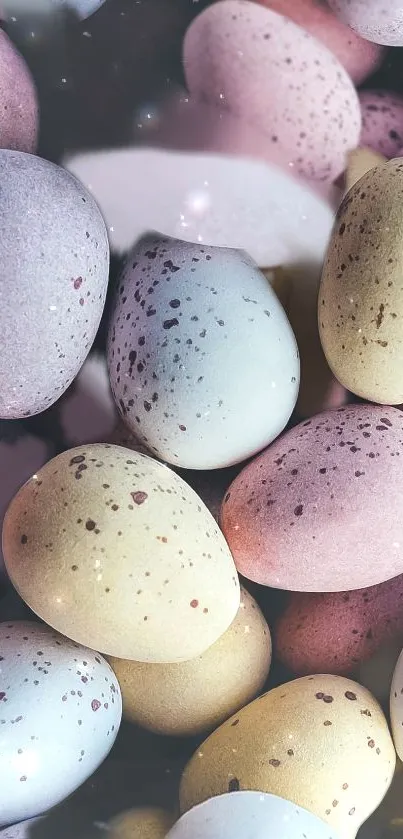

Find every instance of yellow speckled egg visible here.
[108,587,271,737]
[109,808,175,839]
[180,674,395,837]
[2,444,240,662]
[319,158,403,404]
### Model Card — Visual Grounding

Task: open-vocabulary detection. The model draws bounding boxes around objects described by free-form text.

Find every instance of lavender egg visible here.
[107,235,299,470]
[360,90,403,159]
[0,31,38,153]
[0,621,121,827]
[0,151,109,419]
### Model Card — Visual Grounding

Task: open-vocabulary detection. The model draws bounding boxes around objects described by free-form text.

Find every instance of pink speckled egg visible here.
[0,31,38,153]
[275,575,403,676]
[328,0,403,47]
[221,404,403,592]
[183,0,361,182]
[359,90,403,159]
[256,0,383,84]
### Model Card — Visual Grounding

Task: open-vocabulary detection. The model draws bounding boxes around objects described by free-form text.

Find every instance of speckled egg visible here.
[107,235,299,470]
[390,648,403,760]
[221,404,403,592]
[319,159,403,404]
[0,428,52,578]
[256,0,383,84]
[359,91,403,159]
[168,792,339,839]
[108,587,271,737]
[275,575,403,676]
[328,0,403,46]
[2,444,240,661]
[183,0,361,182]
[0,620,121,827]
[109,808,175,839]
[0,32,38,153]
[180,675,395,836]
[0,150,109,419]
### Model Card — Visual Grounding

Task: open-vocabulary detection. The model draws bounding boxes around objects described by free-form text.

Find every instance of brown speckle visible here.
[269,759,281,767]
[91,699,101,711]
[190,599,199,608]
[368,739,375,748]
[85,519,96,531]
[345,691,357,701]
[228,778,240,792]
[131,491,148,505]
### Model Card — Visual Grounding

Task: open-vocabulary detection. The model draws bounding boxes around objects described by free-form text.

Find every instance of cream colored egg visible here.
[108,587,271,737]
[109,808,175,839]
[2,444,240,662]
[180,675,395,838]
[319,158,403,404]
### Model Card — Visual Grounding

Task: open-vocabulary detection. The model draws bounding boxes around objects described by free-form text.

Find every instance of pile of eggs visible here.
[4,0,403,837]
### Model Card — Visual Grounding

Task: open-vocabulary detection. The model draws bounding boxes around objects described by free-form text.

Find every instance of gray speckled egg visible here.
[0,32,38,153]
[0,620,121,827]
[2,444,240,661]
[360,90,403,159]
[107,235,299,470]
[0,150,109,419]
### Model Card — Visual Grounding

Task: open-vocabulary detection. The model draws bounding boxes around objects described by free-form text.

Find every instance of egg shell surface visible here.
[108,587,271,737]
[168,791,340,839]
[256,0,383,84]
[180,674,395,836]
[275,575,403,676]
[0,620,121,827]
[359,91,403,159]
[390,649,403,761]
[0,150,109,419]
[107,235,299,470]
[327,0,403,46]
[109,808,175,839]
[319,159,403,404]
[2,444,240,661]
[221,404,403,592]
[0,32,38,153]
[183,0,361,182]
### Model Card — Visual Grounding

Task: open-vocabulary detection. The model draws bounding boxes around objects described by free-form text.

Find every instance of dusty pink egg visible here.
[359,90,403,159]
[221,404,403,592]
[328,0,403,47]
[256,0,383,84]
[183,0,361,182]
[275,575,403,676]
[0,31,38,153]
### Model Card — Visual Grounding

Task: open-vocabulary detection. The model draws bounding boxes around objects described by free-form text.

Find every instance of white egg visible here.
[64,146,335,269]
[0,621,122,827]
[166,791,340,839]
[0,431,52,578]
[390,647,403,761]
[107,236,299,469]
[60,354,118,447]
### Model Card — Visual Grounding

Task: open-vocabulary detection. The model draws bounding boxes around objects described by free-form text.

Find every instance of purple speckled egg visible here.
[183,0,361,182]
[0,150,109,419]
[0,620,121,827]
[328,0,403,47]
[275,575,403,676]
[221,404,403,592]
[257,0,384,85]
[359,90,403,159]
[0,31,38,153]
